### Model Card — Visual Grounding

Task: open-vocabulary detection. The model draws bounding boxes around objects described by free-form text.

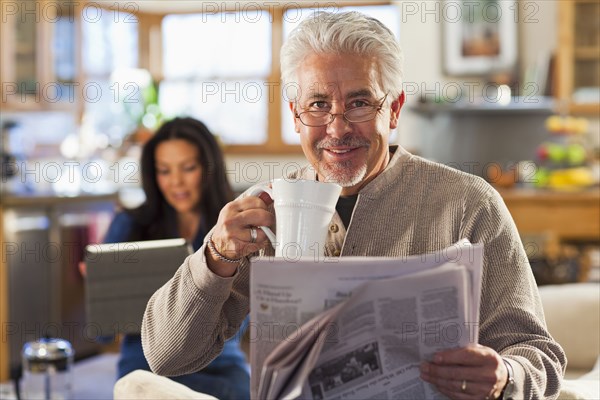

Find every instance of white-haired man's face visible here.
[290,52,403,196]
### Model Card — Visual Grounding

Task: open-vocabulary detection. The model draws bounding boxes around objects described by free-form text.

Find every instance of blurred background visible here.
[1,0,599,397]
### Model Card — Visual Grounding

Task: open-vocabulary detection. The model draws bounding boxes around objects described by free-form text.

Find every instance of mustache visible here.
[316,136,370,149]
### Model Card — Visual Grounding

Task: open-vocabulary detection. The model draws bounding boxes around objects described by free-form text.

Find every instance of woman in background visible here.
[103,117,249,399]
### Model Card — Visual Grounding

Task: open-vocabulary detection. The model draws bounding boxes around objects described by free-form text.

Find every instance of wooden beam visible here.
[0,205,8,382]
[137,13,164,81]
[556,1,574,106]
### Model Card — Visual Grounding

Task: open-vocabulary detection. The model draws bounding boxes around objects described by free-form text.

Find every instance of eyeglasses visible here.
[294,94,388,127]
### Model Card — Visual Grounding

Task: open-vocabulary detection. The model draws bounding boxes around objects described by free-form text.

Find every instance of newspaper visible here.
[249,241,483,400]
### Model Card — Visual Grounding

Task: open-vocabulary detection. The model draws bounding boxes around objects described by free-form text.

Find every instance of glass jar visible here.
[21,338,74,400]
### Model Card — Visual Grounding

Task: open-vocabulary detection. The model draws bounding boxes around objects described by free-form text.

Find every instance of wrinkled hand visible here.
[206,192,274,277]
[420,344,508,400]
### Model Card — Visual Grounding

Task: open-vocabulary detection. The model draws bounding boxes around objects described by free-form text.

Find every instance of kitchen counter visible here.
[1,191,119,207]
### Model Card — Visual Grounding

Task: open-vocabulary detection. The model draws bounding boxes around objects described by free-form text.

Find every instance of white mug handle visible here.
[248,186,277,245]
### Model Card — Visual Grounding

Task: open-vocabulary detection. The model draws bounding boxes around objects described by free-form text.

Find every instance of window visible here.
[160,12,271,145]
[53,16,76,86]
[81,10,139,146]
[82,11,138,76]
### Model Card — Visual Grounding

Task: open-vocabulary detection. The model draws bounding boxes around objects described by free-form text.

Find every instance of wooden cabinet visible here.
[500,189,600,242]
[556,0,600,116]
[0,0,78,111]
[0,193,117,381]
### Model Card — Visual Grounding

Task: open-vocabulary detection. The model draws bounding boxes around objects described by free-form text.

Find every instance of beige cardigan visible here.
[142,146,565,399]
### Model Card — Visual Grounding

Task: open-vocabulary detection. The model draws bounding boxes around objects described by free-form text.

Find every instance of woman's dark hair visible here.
[127,117,233,241]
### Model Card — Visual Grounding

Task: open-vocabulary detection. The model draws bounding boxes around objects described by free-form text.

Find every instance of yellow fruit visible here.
[565,167,594,186]
[548,168,594,189]
[575,118,589,134]
[564,117,578,133]
[545,116,563,132]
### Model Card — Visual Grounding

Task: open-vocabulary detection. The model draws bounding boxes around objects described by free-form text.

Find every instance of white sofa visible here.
[538,283,600,399]
[114,283,600,399]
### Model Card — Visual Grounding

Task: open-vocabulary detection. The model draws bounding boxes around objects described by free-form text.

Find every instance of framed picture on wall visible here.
[443,0,518,76]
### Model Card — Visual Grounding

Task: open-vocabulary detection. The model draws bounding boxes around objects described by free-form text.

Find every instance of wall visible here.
[398,0,598,151]
[398,0,557,150]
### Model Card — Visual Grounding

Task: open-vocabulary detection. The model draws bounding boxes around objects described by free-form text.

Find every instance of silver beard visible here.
[319,160,367,187]
[315,137,369,187]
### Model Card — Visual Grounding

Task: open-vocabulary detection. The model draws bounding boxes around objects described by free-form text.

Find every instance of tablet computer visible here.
[84,238,193,335]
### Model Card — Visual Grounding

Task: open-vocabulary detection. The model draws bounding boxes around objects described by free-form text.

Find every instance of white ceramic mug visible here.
[249,179,342,259]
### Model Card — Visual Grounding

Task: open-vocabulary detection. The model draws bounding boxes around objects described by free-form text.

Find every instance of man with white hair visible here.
[142,11,565,399]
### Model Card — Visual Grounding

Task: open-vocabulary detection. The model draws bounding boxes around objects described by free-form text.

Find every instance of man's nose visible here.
[326,111,352,138]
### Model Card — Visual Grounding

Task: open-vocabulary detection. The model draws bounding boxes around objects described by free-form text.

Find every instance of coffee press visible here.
[21,338,74,400]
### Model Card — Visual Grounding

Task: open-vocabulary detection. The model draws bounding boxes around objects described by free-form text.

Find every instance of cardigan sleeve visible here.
[461,186,566,400]
[141,241,251,376]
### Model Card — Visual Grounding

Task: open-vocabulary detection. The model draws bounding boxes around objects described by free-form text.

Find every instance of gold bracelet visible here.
[207,234,243,264]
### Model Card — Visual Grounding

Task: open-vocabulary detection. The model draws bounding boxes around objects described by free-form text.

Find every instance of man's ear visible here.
[289,102,301,133]
[389,91,405,130]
